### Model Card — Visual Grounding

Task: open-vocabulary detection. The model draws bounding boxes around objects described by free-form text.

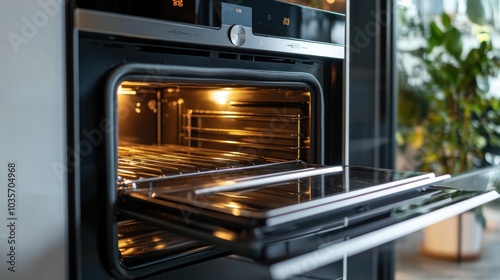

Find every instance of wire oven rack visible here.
[117,144,283,266]
[117,144,281,183]
[117,219,216,266]
[182,109,310,160]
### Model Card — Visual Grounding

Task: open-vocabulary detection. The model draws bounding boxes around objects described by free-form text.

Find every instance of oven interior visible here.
[115,77,320,269]
[117,81,313,162]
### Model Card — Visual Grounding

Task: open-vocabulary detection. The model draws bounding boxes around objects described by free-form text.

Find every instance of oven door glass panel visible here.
[121,164,434,221]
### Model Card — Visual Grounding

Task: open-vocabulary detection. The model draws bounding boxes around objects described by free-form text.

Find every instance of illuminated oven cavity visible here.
[115,80,313,266]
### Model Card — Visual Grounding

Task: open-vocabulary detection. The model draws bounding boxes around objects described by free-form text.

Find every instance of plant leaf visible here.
[441,13,452,29]
[444,27,463,58]
[429,21,444,41]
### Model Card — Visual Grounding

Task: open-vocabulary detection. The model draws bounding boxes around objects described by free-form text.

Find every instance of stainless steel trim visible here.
[156,90,162,144]
[194,166,343,195]
[269,191,500,279]
[343,0,350,166]
[75,9,345,59]
[373,0,383,168]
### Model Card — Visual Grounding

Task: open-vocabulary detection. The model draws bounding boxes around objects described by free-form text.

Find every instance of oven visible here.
[73,1,350,278]
[0,0,498,280]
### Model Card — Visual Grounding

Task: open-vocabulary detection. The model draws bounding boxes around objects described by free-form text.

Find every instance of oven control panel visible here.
[77,0,345,45]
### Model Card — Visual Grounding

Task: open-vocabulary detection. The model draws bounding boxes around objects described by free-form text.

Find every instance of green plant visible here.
[400,13,500,176]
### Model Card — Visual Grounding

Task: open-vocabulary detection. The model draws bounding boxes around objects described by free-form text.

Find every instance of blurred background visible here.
[395,1,500,279]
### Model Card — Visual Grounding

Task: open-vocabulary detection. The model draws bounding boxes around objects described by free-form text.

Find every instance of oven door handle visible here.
[266,190,499,280]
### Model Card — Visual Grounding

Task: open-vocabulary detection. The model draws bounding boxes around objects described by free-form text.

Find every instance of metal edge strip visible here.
[268,191,500,279]
[342,0,350,167]
[75,8,345,59]
[194,166,343,195]
[265,174,447,226]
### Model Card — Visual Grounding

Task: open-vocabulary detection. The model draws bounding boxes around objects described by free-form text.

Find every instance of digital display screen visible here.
[164,0,196,23]
[253,1,299,39]
[221,2,252,27]
[282,17,291,26]
[171,0,184,7]
[252,0,345,45]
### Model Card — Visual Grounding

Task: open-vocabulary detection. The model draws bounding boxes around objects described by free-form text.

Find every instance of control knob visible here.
[229,25,246,47]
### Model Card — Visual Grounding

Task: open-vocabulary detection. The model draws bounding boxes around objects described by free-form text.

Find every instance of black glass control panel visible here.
[76,0,345,44]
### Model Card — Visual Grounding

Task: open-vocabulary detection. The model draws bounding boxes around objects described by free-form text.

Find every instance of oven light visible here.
[117,85,137,95]
[211,90,232,105]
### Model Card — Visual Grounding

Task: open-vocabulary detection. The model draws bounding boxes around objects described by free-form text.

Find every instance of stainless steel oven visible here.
[1,1,498,280]
[72,1,351,278]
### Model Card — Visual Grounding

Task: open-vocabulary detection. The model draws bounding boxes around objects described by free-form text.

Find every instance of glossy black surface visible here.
[77,0,209,26]
[250,0,345,44]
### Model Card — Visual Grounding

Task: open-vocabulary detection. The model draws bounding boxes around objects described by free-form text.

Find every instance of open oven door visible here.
[117,162,500,279]
[102,64,500,279]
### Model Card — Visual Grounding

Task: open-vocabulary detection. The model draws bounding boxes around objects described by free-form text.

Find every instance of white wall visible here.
[0,0,68,279]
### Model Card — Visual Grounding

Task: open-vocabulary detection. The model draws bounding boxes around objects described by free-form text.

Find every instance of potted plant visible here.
[397,12,500,260]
